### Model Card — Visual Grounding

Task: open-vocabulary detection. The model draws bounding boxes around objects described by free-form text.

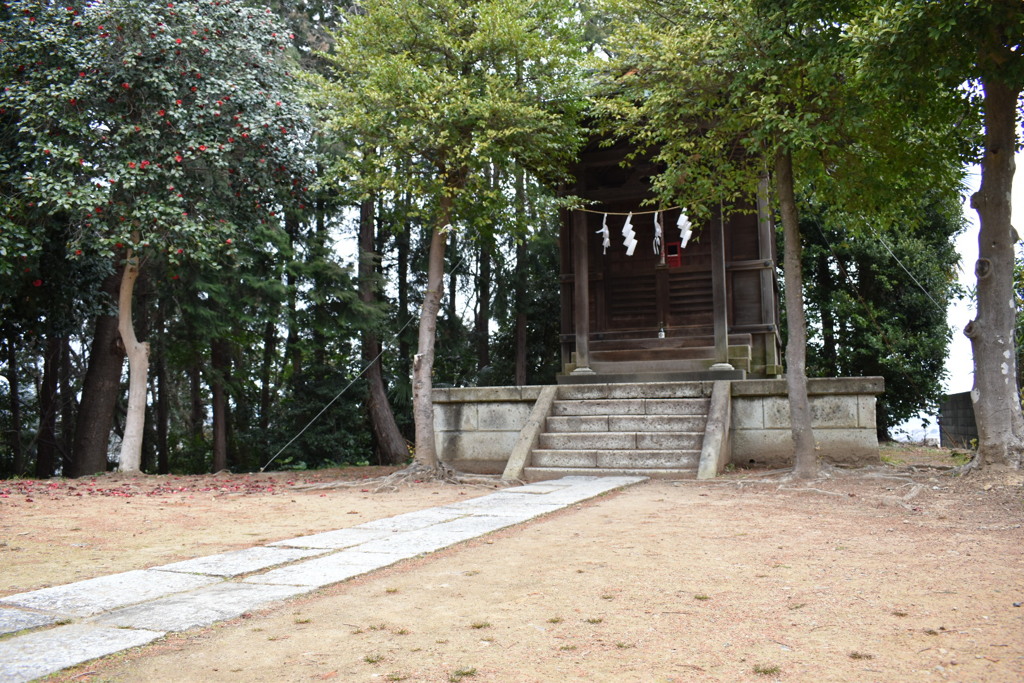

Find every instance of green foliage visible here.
[310,0,587,227]
[1,0,314,263]
[797,192,964,438]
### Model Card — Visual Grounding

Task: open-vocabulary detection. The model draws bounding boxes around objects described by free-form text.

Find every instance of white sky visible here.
[945,151,1024,395]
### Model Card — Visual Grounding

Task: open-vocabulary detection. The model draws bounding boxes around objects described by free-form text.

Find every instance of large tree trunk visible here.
[775,151,817,479]
[71,269,124,477]
[965,77,1024,469]
[359,198,409,465]
[58,335,74,475]
[35,335,61,478]
[117,250,150,472]
[412,198,451,469]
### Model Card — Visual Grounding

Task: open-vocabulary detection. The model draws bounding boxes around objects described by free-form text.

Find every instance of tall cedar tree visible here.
[310,0,586,472]
[597,0,964,478]
[851,0,1024,469]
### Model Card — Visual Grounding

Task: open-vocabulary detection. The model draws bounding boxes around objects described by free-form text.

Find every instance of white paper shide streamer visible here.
[596,213,610,254]
[677,212,693,249]
[653,212,662,255]
[622,212,637,256]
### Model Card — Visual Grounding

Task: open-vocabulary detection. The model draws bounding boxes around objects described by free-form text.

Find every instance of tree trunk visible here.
[117,250,150,472]
[412,198,451,469]
[359,197,409,465]
[475,236,491,372]
[35,335,61,478]
[396,208,412,385]
[155,337,169,475]
[210,337,231,472]
[71,268,124,477]
[5,332,25,476]
[965,77,1024,469]
[58,335,74,475]
[775,151,817,479]
[514,171,528,386]
[260,318,277,433]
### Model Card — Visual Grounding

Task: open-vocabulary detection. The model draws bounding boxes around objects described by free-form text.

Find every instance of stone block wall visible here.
[730,377,883,468]
[433,386,543,474]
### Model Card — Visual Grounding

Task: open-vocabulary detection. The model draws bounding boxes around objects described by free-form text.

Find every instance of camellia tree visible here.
[310,0,587,475]
[1,1,313,472]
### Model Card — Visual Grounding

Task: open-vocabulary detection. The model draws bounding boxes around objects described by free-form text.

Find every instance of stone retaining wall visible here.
[730,377,883,468]
[433,386,543,474]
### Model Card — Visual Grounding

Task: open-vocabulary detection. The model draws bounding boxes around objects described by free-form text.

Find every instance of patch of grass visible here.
[436,639,449,644]
[394,628,410,635]
[364,654,384,664]
[547,617,563,624]
[892,610,909,617]
[559,644,577,651]
[788,603,806,611]
[849,651,874,660]
[368,623,388,631]
[385,673,407,682]
[449,667,477,681]
[601,594,615,600]
[385,587,399,594]
[615,642,634,649]
[880,454,905,466]
[950,451,972,466]
[694,594,711,601]
[753,664,781,676]
[463,570,480,576]
[584,617,603,624]
[469,621,491,629]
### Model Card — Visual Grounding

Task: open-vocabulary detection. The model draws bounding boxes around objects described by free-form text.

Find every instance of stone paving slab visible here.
[0,607,60,636]
[441,492,567,513]
[0,623,163,683]
[0,475,648,682]
[356,506,468,532]
[0,570,219,618]
[269,526,394,549]
[95,582,311,632]
[155,546,329,577]
[244,550,410,587]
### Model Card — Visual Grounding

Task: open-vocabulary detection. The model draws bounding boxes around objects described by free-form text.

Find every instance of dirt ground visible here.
[2,446,1023,682]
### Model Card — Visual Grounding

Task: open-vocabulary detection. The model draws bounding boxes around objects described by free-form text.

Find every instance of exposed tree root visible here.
[293,462,508,493]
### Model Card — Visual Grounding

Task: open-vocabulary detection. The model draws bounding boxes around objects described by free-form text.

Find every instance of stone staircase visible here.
[522,383,712,482]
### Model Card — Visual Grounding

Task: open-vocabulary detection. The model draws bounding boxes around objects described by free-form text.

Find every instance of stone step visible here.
[590,357,751,374]
[551,398,709,416]
[546,414,707,433]
[523,466,697,482]
[531,449,701,469]
[537,432,703,450]
[557,382,711,400]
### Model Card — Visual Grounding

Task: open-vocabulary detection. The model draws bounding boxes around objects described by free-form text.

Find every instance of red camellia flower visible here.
[198,145,206,151]
[128,161,136,168]
[225,239,232,245]
[140,160,150,168]
[157,109,165,116]
[227,137,234,143]
[175,38,182,44]
[174,154,182,162]
[121,82,130,89]
[175,99,182,105]
[33,279,42,287]
[75,249,82,255]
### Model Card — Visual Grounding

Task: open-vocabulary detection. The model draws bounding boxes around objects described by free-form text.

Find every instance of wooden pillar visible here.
[710,205,732,369]
[757,175,781,374]
[571,210,594,373]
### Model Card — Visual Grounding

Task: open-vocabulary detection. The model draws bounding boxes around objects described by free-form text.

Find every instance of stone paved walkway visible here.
[0,476,644,682]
